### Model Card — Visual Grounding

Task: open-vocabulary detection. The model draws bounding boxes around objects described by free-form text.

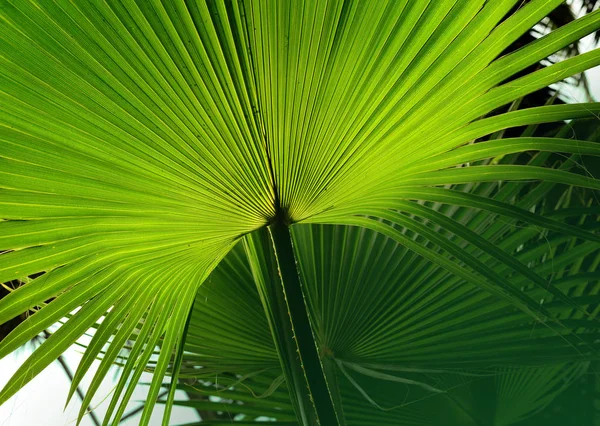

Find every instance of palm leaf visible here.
[1,1,599,425]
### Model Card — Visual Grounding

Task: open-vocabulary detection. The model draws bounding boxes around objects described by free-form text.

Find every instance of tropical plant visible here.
[1,1,600,425]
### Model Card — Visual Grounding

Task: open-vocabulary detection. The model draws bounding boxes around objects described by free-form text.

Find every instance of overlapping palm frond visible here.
[172,126,599,423]
[1,1,600,425]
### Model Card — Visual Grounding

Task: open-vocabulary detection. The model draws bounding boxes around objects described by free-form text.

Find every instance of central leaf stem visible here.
[244,208,342,425]
[267,216,340,425]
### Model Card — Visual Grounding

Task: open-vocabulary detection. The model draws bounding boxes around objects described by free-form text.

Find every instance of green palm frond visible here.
[1,1,600,425]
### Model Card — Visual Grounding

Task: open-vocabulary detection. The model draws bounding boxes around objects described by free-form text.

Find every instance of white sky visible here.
[0,337,200,426]
[555,31,600,102]
[557,0,600,102]
[1,6,599,426]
